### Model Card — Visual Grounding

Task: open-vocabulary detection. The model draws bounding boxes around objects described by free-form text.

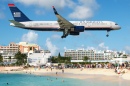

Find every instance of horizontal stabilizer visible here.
[9,20,25,27]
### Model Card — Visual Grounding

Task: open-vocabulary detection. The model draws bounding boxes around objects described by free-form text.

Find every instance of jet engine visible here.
[71,26,85,32]
[69,32,79,35]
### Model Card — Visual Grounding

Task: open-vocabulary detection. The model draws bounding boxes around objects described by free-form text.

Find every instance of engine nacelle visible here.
[70,32,79,35]
[71,26,85,32]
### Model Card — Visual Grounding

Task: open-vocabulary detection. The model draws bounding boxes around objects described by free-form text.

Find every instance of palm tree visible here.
[83,56,89,64]
[14,51,27,66]
[0,54,3,63]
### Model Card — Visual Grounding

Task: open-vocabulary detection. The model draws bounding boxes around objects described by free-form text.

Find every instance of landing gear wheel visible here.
[61,36,66,38]
[106,30,110,37]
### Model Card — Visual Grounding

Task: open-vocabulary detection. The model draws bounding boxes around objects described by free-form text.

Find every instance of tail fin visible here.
[8,4,31,22]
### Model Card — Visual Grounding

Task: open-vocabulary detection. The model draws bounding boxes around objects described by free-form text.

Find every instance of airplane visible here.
[8,4,121,38]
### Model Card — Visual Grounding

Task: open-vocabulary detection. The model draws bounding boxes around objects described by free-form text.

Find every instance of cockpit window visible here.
[115,23,118,25]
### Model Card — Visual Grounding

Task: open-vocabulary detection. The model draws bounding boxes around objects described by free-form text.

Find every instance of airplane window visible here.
[115,23,118,25]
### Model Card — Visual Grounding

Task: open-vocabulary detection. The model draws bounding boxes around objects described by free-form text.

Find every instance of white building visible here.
[64,49,128,63]
[27,50,51,66]
[65,49,116,60]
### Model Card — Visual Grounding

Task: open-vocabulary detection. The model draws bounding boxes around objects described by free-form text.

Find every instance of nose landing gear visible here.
[106,30,110,37]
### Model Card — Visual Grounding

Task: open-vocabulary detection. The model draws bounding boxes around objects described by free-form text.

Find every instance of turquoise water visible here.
[0,73,129,86]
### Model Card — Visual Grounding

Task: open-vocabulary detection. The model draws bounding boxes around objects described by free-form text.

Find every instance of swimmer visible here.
[47,78,49,80]
[62,80,64,82]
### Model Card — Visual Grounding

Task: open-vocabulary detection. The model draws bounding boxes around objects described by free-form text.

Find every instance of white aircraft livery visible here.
[8,4,121,38]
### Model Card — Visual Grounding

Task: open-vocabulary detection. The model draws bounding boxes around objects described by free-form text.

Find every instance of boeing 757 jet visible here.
[8,4,121,38]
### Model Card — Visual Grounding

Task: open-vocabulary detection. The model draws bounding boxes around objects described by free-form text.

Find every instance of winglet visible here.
[52,6,58,15]
[8,4,15,7]
[52,6,54,8]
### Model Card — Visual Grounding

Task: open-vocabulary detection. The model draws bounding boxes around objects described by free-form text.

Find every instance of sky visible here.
[0,0,130,55]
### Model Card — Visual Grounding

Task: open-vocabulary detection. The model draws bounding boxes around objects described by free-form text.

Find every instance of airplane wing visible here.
[9,20,25,27]
[52,6,74,38]
[52,6,74,28]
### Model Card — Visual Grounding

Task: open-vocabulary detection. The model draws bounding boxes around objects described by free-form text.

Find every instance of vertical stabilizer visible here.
[8,4,31,22]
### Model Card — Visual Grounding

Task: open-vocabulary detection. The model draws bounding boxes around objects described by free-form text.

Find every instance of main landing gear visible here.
[61,29,69,38]
[106,30,110,37]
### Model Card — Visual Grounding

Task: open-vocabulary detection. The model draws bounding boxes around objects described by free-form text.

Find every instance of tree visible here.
[57,52,62,63]
[14,51,27,66]
[50,56,71,64]
[123,55,127,58]
[50,56,58,63]
[58,52,61,58]
[83,56,89,63]
[0,54,3,63]
[9,56,11,62]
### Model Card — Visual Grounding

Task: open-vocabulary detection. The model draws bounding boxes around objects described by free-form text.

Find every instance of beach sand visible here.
[23,68,130,80]
[0,67,130,81]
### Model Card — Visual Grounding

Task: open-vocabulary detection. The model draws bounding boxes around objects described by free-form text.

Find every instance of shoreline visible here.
[1,67,130,81]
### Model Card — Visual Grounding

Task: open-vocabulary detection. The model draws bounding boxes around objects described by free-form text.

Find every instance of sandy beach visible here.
[31,68,130,80]
[1,67,130,81]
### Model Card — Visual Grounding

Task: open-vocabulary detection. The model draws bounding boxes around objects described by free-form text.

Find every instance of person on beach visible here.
[62,69,64,73]
[56,72,57,75]
[80,67,83,71]
[117,69,120,75]
[120,68,126,76]
[116,67,121,75]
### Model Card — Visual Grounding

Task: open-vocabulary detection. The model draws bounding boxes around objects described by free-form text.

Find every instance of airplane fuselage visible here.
[10,21,120,31]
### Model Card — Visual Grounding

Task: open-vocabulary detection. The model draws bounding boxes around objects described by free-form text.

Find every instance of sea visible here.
[0,73,129,86]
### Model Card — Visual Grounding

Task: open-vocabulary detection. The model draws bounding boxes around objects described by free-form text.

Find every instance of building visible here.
[65,49,115,60]
[0,42,40,64]
[64,49,128,63]
[0,42,40,58]
[0,42,51,65]
[19,42,40,53]
[0,42,19,59]
[27,50,51,66]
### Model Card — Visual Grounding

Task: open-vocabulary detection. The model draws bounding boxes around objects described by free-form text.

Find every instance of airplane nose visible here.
[114,25,121,30]
[117,26,121,30]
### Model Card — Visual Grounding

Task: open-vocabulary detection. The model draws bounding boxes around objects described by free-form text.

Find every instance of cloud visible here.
[64,46,67,50]
[14,0,99,19]
[69,6,93,20]
[51,34,61,39]
[98,42,109,50]
[69,0,99,20]
[124,46,130,54]
[77,42,108,51]
[21,31,38,43]
[0,12,5,19]
[87,46,95,50]
[0,10,5,19]
[45,38,58,55]
[35,10,44,15]
[14,0,67,9]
